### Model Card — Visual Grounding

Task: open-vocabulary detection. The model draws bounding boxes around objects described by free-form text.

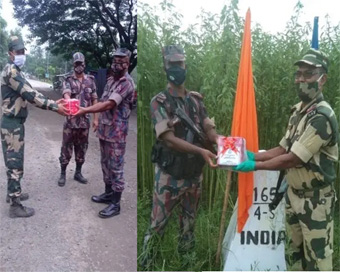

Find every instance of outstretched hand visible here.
[73,107,86,117]
[56,100,70,116]
[233,160,256,172]
[200,148,218,168]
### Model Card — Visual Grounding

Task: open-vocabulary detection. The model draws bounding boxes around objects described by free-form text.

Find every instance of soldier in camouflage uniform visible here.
[75,48,136,218]
[234,49,338,271]
[1,36,69,218]
[140,45,219,268]
[57,52,98,186]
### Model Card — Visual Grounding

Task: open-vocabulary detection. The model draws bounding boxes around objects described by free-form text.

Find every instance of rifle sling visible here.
[163,90,203,136]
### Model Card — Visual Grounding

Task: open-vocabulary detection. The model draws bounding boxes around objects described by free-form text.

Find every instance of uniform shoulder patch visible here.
[189,91,203,100]
[306,104,318,118]
[155,92,167,104]
[87,74,95,79]
[307,109,317,119]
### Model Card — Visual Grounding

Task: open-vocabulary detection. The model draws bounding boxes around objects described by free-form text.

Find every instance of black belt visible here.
[291,184,333,198]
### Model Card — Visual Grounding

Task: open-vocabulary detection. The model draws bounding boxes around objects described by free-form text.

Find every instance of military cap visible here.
[73,52,85,63]
[113,48,131,58]
[162,45,185,62]
[8,36,26,51]
[294,48,329,72]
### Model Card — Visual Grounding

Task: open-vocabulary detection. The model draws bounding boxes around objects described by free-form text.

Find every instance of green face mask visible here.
[296,74,323,103]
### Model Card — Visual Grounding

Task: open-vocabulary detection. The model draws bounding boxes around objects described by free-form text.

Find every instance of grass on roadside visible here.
[137,192,236,272]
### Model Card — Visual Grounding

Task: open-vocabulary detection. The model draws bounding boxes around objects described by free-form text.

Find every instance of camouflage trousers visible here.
[285,185,335,271]
[0,117,25,197]
[59,127,89,166]
[143,166,202,252]
[100,139,126,192]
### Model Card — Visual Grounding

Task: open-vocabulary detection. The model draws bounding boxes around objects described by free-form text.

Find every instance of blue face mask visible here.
[166,66,186,86]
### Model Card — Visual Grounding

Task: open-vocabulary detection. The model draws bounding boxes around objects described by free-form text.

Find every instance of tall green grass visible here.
[138,0,340,270]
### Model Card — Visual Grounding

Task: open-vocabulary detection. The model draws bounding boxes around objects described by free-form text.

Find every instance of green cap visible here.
[162,45,185,62]
[294,48,329,72]
[8,36,26,51]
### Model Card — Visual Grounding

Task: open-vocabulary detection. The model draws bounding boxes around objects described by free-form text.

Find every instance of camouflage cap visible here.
[113,48,131,58]
[8,36,26,51]
[162,45,185,62]
[73,52,85,63]
[294,48,329,72]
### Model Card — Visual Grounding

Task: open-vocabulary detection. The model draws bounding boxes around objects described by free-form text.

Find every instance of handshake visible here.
[56,98,86,117]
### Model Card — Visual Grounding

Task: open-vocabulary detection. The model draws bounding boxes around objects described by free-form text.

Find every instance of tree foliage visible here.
[12,0,137,71]
[0,16,8,69]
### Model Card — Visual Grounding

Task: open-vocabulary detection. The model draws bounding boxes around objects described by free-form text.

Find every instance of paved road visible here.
[0,85,137,272]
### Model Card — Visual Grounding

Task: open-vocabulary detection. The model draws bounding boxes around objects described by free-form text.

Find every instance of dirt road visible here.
[0,82,137,272]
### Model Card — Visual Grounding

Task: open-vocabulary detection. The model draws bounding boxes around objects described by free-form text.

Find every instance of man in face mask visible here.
[57,52,98,187]
[233,49,338,271]
[75,48,136,218]
[1,36,69,218]
[140,45,219,268]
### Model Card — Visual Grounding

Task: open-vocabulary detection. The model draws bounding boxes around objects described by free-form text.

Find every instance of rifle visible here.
[167,107,216,154]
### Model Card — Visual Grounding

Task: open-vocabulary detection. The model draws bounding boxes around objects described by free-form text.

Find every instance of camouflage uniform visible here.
[97,72,135,192]
[280,49,338,271]
[59,73,97,166]
[140,47,216,266]
[144,86,216,252]
[1,54,58,198]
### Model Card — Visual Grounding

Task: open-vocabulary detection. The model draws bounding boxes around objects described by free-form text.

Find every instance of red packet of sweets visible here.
[217,136,247,169]
[67,99,80,115]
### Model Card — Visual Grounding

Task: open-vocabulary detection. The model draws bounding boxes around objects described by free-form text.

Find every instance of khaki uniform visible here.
[279,94,338,271]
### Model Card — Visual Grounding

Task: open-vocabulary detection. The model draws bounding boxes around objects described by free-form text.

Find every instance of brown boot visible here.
[9,197,35,218]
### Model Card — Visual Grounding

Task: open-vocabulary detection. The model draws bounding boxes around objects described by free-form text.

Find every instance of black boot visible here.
[58,165,67,187]
[9,196,35,218]
[6,192,29,203]
[98,191,121,218]
[74,163,88,184]
[91,184,114,204]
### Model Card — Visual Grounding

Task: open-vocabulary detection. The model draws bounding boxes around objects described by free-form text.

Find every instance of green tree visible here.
[12,0,137,71]
[34,66,45,79]
[0,16,9,69]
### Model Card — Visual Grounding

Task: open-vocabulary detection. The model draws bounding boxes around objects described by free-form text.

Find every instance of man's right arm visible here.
[7,65,59,112]
[254,146,286,161]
